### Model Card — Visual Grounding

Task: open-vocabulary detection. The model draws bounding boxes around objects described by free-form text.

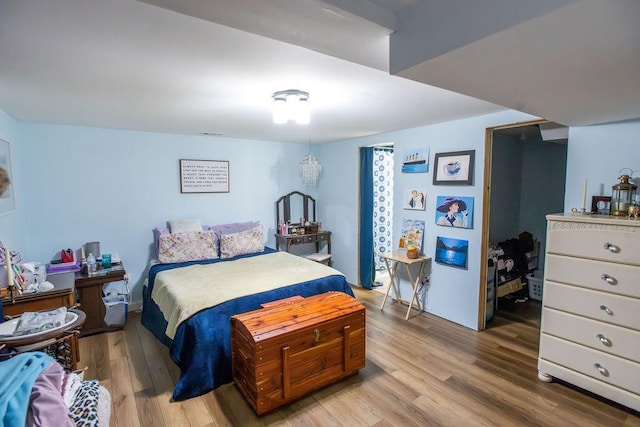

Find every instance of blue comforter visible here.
[141,248,354,401]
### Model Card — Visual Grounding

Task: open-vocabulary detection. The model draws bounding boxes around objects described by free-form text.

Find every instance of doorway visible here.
[358,144,394,292]
[480,120,567,329]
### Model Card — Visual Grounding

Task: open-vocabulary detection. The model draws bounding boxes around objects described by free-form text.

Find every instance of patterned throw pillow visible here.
[220,225,264,259]
[158,230,218,263]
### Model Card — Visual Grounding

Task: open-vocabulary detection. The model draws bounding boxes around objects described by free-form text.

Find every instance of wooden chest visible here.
[231,292,366,415]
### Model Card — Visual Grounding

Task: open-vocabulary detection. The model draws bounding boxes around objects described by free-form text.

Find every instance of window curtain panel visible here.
[359,147,375,289]
[373,148,393,270]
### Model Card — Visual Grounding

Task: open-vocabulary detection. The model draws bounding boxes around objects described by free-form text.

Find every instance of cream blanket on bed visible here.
[151,251,343,339]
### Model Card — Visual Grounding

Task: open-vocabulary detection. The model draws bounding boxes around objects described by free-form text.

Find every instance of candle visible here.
[4,247,12,286]
[582,180,587,210]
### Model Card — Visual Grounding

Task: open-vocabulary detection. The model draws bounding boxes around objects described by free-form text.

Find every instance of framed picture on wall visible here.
[433,150,475,185]
[0,138,15,215]
[435,236,469,269]
[401,147,429,173]
[435,195,474,228]
[180,159,230,193]
[403,189,426,210]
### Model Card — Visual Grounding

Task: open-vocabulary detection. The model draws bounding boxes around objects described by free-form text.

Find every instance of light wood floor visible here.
[79,287,640,426]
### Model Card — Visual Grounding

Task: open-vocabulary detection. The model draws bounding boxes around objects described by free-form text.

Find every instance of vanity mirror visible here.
[275,191,316,230]
[274,191,331,265]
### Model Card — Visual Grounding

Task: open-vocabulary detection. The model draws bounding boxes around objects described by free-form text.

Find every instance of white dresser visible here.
[538,213,640,411]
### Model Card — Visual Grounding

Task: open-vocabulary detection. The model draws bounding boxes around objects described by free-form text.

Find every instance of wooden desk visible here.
[379,251,431,320]
[274,231,332,265]
[75,264,127,336]
[2,288,76,317]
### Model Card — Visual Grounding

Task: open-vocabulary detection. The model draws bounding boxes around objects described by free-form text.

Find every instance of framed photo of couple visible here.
[403,189,426,210]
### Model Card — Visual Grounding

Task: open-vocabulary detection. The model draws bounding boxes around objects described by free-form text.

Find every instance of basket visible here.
[526,270,544,301]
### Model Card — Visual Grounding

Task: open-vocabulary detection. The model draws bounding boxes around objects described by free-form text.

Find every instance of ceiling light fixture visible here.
[273,89,310,124]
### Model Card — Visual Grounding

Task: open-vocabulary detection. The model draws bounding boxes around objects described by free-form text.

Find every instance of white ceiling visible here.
[0,0,638,144]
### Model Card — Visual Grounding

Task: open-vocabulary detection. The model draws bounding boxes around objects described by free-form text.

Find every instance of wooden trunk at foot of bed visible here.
[231,291,366,415]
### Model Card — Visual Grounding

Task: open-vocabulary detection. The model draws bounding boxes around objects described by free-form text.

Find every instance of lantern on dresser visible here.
[610,174,637,216]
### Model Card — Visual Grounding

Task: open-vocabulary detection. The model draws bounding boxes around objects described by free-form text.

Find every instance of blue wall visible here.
[3,119,311,301]
[317,113,640,330]
[1,106,639,330]
[317,110,538,329]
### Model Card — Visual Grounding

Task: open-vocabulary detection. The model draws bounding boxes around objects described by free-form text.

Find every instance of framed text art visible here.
[0,139,15,215]
[180,159,230,193]
[433,150,475,185]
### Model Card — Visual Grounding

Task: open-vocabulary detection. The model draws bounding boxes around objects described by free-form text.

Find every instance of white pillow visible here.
[169,219,202,234]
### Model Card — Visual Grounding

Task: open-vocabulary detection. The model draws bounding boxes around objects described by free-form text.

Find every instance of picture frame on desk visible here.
[591,196,611,214]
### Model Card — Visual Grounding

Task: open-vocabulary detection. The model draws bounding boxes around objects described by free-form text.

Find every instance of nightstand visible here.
[75,264,127,337]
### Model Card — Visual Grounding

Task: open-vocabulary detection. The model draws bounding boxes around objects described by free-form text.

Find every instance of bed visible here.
[141,236,354,401]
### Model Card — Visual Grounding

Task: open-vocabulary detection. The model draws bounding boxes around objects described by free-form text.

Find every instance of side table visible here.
[75,264,128,337]
[379,251,431,320]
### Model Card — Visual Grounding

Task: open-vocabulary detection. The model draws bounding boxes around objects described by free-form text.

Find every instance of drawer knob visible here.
[596,334,612,347]
[594,363,610,377]
[599,305,614,316]
[603,243,620,253]
[600,274,617,285]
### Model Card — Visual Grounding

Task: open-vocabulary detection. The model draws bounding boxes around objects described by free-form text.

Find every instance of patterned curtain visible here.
[373,148,394,270]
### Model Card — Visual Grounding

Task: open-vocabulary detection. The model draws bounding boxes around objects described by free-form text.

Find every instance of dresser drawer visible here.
[543,281,640,330]
[546,254,640,298]
[288,235,313,244]
[315,233,328,242]
[547,221,640,265]
[539,334,640,394]
[541,308,640,362]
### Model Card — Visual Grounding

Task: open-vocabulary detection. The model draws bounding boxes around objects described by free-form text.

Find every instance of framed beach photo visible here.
[433,150,475,185]
[435,236,469,269]
[404,189,426,210]
[0,139,15,215]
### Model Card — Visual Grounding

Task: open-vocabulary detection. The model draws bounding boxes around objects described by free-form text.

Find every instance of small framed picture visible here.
[433,150,475,185]
[401,147,429,173]
[404,189,426,210]
[591,196,611,214]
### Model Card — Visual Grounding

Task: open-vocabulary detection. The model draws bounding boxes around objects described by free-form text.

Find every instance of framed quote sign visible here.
[180,159,230,193]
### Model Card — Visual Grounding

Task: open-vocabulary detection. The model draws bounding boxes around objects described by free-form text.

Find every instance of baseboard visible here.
[128,300,142,312]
